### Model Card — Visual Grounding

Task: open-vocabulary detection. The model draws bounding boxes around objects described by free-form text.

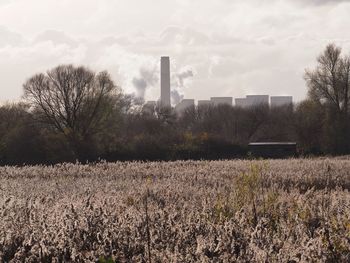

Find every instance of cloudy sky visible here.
[1,0,350,104]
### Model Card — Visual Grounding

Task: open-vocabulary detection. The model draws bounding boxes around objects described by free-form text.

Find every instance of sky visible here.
[1,0,350,104]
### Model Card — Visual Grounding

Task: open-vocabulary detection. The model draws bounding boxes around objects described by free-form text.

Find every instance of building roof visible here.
[249,142,297,146]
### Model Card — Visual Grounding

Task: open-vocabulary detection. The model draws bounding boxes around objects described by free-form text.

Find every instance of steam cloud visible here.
[171,90,184,105]
[132,67,159,99]
[171,68,194,105]
[132,78,147,99]
[132,65,194,105]
[177,69,194,87]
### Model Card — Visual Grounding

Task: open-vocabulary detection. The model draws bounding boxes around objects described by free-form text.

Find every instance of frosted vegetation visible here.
[1,159,350,262]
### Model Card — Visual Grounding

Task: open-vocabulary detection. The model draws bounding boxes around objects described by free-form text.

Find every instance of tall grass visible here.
[0,159,350,262]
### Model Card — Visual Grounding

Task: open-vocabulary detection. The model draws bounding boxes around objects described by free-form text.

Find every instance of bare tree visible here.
[305,44,350,115]
[305,44,350,153]
[23,65,120,157]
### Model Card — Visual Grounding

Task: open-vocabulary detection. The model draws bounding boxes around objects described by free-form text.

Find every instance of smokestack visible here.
[160,57,171,108]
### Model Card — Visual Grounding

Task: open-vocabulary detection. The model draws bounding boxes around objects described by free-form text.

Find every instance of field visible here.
[1,159,350,262]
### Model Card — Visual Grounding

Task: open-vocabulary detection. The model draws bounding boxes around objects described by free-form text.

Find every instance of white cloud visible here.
[1,0,350,103]
[34,30,79,47]
[0,25,24,47]
[292,0,350,6]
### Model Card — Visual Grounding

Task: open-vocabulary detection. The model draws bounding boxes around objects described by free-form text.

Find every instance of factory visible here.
[145,57,293,114]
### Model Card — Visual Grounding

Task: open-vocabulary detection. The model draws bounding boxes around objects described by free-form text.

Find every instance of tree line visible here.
[1,44,350,165]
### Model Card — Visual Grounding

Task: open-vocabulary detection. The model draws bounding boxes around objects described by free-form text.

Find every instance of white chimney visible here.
[160,57,171,108]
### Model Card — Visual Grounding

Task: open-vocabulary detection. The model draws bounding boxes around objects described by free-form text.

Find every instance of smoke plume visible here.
[132,67,159,99]
[171,90,184,105]
[132,78,147,99]
[177,69,194,87]
[170,68,194,105]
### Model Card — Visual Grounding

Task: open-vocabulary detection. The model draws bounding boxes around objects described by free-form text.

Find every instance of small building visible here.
[248,142,297,158]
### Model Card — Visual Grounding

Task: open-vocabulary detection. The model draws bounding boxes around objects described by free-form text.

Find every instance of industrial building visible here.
[198,100,212,107]
[144,101,156,107]
[235,98,248,108]
[235,95,270,108]
[270,96,293,107]
[142,101,157,114]
[210,97,233,106]
[246,95,269,107]
[145,56,294,114]
[235,95,293,108]
[175,99,195,114]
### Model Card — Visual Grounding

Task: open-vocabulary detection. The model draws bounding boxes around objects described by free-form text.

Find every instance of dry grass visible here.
[1,159,350,262]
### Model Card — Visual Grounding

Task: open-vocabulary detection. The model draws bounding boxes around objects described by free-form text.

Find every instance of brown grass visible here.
[0,159,350,262]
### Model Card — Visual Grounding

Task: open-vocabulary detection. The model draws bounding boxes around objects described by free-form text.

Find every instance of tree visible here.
[23,65,121,159]
[0,103,47,165]
[305,44,350,153]
[305,44,350,114]
[294,100,325,154]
